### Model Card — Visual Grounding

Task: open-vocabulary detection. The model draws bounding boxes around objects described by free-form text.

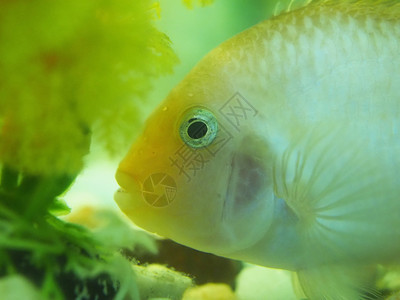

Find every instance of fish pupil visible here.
[187,120,208,139]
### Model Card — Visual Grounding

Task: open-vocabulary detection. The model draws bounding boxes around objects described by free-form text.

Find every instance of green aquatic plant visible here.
[0,0,179,298]
[0,0,177,176]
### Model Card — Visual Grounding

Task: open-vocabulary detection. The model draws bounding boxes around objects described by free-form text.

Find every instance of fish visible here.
[114,0,400,299]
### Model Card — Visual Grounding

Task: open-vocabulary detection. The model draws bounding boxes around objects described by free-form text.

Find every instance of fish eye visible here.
[179,108,218,148]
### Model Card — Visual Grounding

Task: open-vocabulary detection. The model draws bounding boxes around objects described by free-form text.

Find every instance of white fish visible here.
[115,1,400,298]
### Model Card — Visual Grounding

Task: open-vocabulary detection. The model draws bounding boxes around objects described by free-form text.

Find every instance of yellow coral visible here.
[0,0,177,175]
[182,283,236,300]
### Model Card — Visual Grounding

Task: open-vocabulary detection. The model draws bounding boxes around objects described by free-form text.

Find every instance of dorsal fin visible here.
[273,0,400,19]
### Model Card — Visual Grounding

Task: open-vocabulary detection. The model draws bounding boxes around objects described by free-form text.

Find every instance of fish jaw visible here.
[114,170,142,210]
[113,170,156,232]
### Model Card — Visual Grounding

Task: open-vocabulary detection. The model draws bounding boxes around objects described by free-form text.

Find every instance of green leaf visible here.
[48,198,71,217]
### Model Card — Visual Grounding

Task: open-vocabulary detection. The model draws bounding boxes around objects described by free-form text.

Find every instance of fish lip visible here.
[115,187,128,194]
[114,187,140,211]
[115,170,141,194]
[114,171,146,213]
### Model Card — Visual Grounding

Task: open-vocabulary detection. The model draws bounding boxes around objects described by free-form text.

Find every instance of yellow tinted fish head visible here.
[115,52,276,255]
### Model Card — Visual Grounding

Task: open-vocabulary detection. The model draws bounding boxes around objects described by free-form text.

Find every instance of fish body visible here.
[115,1,400,298]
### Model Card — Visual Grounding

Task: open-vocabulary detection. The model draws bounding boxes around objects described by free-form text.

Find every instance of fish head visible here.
[115,50,276,255]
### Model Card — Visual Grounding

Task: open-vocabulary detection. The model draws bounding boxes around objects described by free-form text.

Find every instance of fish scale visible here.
[224,8,400,148]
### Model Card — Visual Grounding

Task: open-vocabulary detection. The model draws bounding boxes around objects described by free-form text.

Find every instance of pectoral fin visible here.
[296,264,379,300]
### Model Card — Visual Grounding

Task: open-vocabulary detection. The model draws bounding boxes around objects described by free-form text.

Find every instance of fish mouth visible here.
[114,171,143,210]
[114,186,137,204]
[115,187,128,195]
[115,170,141,194]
